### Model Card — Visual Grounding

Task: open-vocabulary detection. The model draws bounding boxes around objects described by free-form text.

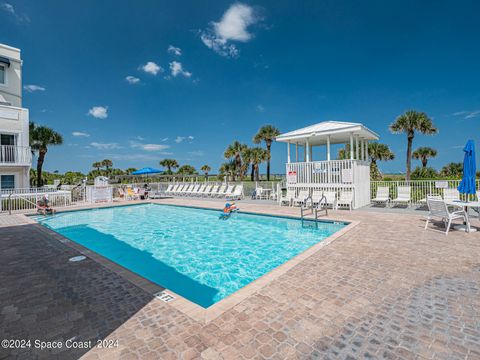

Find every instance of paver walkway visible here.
[0,199,479,359]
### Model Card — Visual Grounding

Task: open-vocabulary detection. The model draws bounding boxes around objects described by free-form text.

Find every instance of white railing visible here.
[371,179,480,206]
[0,145,32,165]
[0,187,72,213]
[286,159,371,209]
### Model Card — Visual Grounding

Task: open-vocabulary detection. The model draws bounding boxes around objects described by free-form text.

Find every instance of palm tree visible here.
[368,142,395,165]
[219,161,236,181]
[177,165,197,175]
[30,124,63,187]
[389,110,438,180]
[249,147,270,181]
[101,159,113,172]
[92,162,102,171]
[200,165,211,180]
[125,167,138,175]
[253,125,280,181]
[440,162,463,178]
[159,159,179,175]
[242,147,255,181]
[224,141,248,179]
[412,147,437,168]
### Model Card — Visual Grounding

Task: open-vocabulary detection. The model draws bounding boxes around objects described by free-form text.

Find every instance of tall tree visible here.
[389,110,437,180]
[253,125,280,181]
[101,159,113,171]
[219,161,236,181]
[249,147,270,181]
[368,142,395,180]
[200,165,211,180]
[177,165,197,175]
[125,167,138,175]
[30,123,64,187]
[242,147,255,181]
[159,159,179,174]
[412,147,437,168]
[92,162,102,171]
[224,141,248,179]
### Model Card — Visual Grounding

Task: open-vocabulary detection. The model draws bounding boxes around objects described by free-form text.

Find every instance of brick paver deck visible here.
[0,199,479,359]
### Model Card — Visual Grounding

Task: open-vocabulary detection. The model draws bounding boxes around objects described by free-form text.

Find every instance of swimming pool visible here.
[34,204,347,307]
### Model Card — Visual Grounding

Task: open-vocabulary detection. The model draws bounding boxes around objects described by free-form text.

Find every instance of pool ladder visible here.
[300,195,328,226]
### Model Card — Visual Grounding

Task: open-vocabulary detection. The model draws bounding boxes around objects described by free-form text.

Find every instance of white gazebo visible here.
[276,121,379,209]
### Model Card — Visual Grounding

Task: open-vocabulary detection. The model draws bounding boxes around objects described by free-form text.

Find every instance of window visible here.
[0,64,5,85]
[1,175,15,189]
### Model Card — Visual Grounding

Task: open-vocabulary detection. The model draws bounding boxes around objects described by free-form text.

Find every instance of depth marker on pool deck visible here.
[154,291,175,302]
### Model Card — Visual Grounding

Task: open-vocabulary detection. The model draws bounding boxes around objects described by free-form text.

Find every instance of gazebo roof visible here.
[275,121,379,145]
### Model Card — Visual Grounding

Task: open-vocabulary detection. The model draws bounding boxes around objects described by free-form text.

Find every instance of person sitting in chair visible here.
[37,194,56,215]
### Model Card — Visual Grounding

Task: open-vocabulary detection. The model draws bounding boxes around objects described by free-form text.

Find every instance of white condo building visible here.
[0,43,31,190]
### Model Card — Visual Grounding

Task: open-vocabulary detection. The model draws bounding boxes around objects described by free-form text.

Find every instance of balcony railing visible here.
[0,145,32,165]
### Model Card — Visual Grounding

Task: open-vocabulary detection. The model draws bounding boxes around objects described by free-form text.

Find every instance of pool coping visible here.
[28,201,360,324]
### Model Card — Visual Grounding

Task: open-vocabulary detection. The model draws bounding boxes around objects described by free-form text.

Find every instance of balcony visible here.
[0,145,31,166]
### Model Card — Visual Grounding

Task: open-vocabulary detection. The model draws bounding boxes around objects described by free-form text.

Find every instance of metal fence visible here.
[370,179,480,206]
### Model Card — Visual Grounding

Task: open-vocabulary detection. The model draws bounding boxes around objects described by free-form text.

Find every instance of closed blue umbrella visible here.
[131,167,162,175]
[457,140,476,198]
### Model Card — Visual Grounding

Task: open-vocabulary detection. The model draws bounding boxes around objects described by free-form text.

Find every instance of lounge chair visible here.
[198,184,212,197]
[193,184,206,196]
[311,190,324,206]
[321,191,337,209]
[164,184,174,195]
[187,184,200,196]
[172,184,183,196]
[254,187,265,200]
[208,184,220,197]
[226,185,243,200]
[181,184,194,196]
[293,189,309,207]
[214,185,227,198]
[218,185,234,198]
[425,196,469,235]
[391,186,411,207]
[279,188,294,206]
[126,188,139,200]
[335,190,353,210]
[372,186,389,206]
[116,187,126,200]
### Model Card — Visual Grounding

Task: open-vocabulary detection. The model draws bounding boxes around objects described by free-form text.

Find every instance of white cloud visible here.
[162,137,169,142]
[88,106,108,119]
[200,3,260,57]
[175,135,194,143]
[72,131,90,137]
[140,61,163,75]
[130,141,170,152]
[168,45,182,56]
[89,142,120,150]
[23,84,45,92]
[188,150,205,156]
[169,61,192,78]
[454,110,480,119]
[256,105,265,112]
[1,2,29,22]
[125,75,140,84]
[105,153,172,161]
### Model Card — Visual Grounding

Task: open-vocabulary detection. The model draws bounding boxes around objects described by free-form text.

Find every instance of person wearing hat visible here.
[37,194,56,215]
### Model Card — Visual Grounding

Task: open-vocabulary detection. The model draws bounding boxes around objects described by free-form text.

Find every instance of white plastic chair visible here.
[280,188,294,206]
[226,185,243,200]
[425,197,469,235]
[336,190,353,211]
[391,186,411,207]
[443,188,460,202]
[372,186,390,206]
[293,190,309,207]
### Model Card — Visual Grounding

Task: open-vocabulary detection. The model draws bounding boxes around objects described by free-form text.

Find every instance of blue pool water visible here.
[33,204,346,307]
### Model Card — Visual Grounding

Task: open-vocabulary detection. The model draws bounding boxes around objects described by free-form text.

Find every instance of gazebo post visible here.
[361,138,365,161]
[326,135,331,161]
[365,140,369,160]
[304,143,307,162]
[306,139,310,162]
[355,135,359,160]
[350,133,354,160]
[287,142,291,163]
[295,143,298,162]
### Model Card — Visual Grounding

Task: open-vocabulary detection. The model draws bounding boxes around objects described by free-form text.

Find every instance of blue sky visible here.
[1,0,479,174]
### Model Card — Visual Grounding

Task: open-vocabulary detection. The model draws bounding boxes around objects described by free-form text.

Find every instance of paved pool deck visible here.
[0,198,479,359]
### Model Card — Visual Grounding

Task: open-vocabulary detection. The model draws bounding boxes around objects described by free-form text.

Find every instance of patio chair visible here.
[126,188,139,200]
[311,190,324,206]
[279,188,294,206]
[223,185,235,199]
[254,186,264,199]
[181,184,194,196]
[321,191,337,209]
[372,186,389,206]
[198,184,212,197]
[443,188,460,202]
[335,190,353,210]
[116,187,126,200]
[425,197,469,235]
[208,184,220,197]
[391,186,411,207]
[293,189,309,207]
[194,184,206,196]
[164,184,174,195]
[187,184,200,196]
[172,184,183,196]
[226,185,243,200]
[214,185,227,198]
